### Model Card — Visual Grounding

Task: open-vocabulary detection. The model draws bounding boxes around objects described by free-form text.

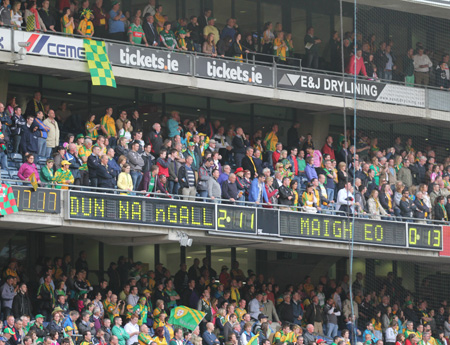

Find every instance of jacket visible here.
[305,164,318,181]
[367,198,387,220]
[414,198,430,219]
[143,21,160,45]
[232,135,248,154]
[97,164,116,189]
[241,156,258,178]
[305,303,323,323]
[248,179,268,203]
[10,114,26,136]
[178,165,197,189]
[20,124,39,154]
[222,180,239,201]
[207,177,221,199]
[435,203,448,221]
[127,150,144,172]
[399,198,416,218]
[262,300,280,322]
[43,118,60,148]
[167,158,181,181]
[149,130,163,156]
[197,164,212,191]
[278,185,294,206]
[397,167,413,188]
[87,154,101,178]
[65,152,82,180]
[12,291,32,318]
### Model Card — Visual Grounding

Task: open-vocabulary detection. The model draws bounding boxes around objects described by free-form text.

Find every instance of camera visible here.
[18,42,31,48]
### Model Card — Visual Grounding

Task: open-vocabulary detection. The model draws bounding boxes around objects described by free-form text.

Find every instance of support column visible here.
[312,113,330,150]
[365,259,375,293]
[180,247,186,265]
[255,250,267,277]
[392,261,398,278]
[99,242,104,280]
[154,244,160,270]
[0,71,9,105]
[336,257,348,283]
[206,245,211,265]
[231,247,237,266]
[128,246,134,261]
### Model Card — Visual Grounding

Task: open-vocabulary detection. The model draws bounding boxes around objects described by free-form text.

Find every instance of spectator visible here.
[109,1,126,41]
[39,0,56,32]
[413,47,433,86]
[143,14,160,46]
[178,155,197,200]
[18,153,40,183]
[128,141,145,191]
[249,175,268,206]
[160,21,178,50]
[404,48,415,86]
[97,155,115,190]
[304,27,321,69]
[347,48,368,76]
[207,169,221,203]
[91,0,107,38]
[25,1,46,32]
[202,33,217,57]
[0,0,11,26]
[203,17,219,45]
[44,109,60,159]
[278,177,294,210]
[434,196,447,221]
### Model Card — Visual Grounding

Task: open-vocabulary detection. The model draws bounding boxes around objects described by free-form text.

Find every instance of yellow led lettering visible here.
[203,208,213,226]
[433,230,441,247]
[179,206,189,224]
[94,198,104,218]
[49,192,57,210]
[409,228,417,244]
[38,192,46,210]
[156,207,165,222]
[333,221,342,238]
[168,205,178,223]
[217,210,226,228]
[240,212,244,228]
[119,200,129,219]
[343,221,352,239]
[364,224,373,241]
[191,207,201,225]
[132,202,141,220]
[323,219,330,236]
[250,213,254,229]
[81,197,91,216]
[311,219,320,236]
[374,225,383,242]
[300,217,309,235]
[24,190,31,209]
[70,196,79,215]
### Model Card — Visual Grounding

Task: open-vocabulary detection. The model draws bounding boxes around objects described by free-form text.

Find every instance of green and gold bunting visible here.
[168,306,205,331]
[83,39,116,88]
[0,184,18,216]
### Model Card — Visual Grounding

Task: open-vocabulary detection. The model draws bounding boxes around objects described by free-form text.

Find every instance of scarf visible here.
[30,8,40,30]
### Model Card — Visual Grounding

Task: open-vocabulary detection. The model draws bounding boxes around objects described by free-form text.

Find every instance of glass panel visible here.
[261,2,282,31]
[44,234,64,259]
[134,245,155,273]
[185,0,202,19]
[213,0,232,30]
[235,0,258,36]
[74,236,99,283]
[292,8,307,55]
[312,13,330,56]
[10,234,27,262]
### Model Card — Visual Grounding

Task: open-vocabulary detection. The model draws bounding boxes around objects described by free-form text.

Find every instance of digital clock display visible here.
[408,224,442,250]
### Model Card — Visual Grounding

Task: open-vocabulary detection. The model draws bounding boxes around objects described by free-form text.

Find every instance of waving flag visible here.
[247,334,259,345]
[0,184,18,215]
[83,39,116,88]
[168,306,205,331]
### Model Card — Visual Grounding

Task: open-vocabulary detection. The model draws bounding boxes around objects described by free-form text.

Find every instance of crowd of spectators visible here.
[1,0,449,88]
[0,252,446,345]
[1,91,450,222]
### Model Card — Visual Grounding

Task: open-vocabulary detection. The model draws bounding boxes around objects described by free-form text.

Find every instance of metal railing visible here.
[4,177,448,226]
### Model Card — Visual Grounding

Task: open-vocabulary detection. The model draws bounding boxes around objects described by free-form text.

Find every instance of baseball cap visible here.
[258,314,268,321]
[35,314,45,320]
[61,160,71,166]
[76,134,84,140]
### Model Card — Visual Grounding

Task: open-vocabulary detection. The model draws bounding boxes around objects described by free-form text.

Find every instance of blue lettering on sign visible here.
[0,37,3,49]
[47,42,85,59]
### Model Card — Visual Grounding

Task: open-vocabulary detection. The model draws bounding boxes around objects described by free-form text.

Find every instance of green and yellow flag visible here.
[83,39,116,88]
[247,334,259,345]
[168,306,205,331]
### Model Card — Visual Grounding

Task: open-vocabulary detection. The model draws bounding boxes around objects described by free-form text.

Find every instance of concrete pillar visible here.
[0,70,9,105]
[312,113,330,150]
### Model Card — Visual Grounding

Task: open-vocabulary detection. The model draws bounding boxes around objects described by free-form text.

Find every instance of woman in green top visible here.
[112,316,130,345]
[370,137,380,158]
[370,156,381,186]
[40,159,55,187]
